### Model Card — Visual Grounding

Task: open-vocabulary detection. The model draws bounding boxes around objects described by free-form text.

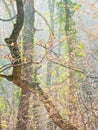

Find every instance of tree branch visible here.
[0,61,39,73]
[0,15,17,22]
[49,59,86,74]
[37,43,86,74]
[2,0,12,20]
[0,74,13,81]
[37,43,58,56]
[35,10,52,32]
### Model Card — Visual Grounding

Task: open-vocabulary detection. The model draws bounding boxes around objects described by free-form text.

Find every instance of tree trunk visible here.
[16,0,35,129]
[15,87,31,130]
[64,0,77,123]
[47,1,57,129]
[46,0,55,86]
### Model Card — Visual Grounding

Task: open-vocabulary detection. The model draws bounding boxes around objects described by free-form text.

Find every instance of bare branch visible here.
[35,10,52,32]
[0,61,39,73]
[37,43,58,56]
[0,15,17,22]
[37,43,86,74]
[49,59,86,74]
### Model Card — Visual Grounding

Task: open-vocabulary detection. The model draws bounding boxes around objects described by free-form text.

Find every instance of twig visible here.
[36,43,59,56]
[35,10,52,32]
[0,15,17,22]
[49,59,86,74]
[0,61,39,73]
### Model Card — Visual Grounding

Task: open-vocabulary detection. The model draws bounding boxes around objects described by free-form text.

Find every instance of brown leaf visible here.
[10,42,15,47]
[24,58,27,63]
[2,55,7,60]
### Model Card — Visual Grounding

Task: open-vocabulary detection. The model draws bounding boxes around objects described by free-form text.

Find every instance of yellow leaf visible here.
[77,43,84,49]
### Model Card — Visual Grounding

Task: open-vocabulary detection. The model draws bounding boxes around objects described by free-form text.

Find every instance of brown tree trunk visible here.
[15,87,31,130]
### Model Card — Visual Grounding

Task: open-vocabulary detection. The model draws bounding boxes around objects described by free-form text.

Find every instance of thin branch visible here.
[37,43,98,79]
[51,60,98,79]
[0,15,17,22]
[0,61,39,73]
[0,65,11,73]
[35,10,52,32]
[37,43,86,74]
[37,43,59,56]
[0,63,11,70]
[0,0,26,22]
[49,59,86,74]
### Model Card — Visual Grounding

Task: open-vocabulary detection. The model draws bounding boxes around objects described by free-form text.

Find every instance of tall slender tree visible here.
[64,0,79,122]
[47,1,57,129]
[46,0,55,86]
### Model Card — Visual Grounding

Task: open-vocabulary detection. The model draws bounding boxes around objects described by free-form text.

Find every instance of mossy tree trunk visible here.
[64,0,77,123]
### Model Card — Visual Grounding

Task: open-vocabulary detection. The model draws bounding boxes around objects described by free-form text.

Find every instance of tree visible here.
[0,0,78,130]
[16,0,35,129]
[46,1,58,129]
[64,0,77,121]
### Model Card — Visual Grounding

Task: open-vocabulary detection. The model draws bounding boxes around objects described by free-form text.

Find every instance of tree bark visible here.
[15,87,31,130]
[16,0,36,129]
